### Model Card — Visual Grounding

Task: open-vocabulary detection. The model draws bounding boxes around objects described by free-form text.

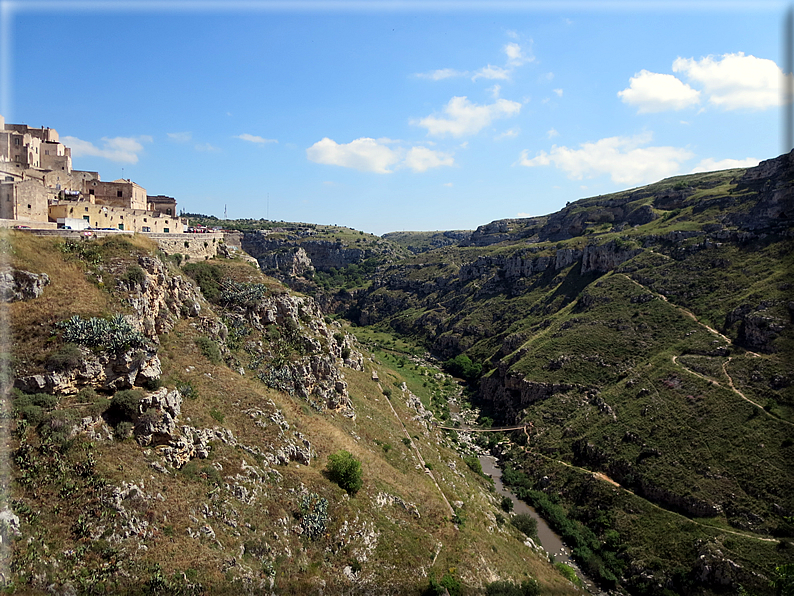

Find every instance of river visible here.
[479,455,603,594]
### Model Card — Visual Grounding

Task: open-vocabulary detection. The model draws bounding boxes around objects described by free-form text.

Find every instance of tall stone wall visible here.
[150,232,223,261]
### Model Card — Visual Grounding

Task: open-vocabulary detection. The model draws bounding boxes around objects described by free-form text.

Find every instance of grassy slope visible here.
[4,232,578,595]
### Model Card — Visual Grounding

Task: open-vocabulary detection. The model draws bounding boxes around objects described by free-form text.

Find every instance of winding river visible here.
[479,455,603,594]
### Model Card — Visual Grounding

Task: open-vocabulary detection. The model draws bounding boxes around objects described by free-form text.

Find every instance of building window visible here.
[166,208,172,215]
[117,190,123,197]
[85,207,89,212]
[89,189,94,195]
[27,204,31,209]
[143,218,147,222]
[119,224,124,230]
[83,215,90,222]
[14,138,20,146]
[45,150,49,155]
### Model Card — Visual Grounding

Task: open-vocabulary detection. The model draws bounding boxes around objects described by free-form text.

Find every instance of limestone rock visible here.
[0,267,49,302]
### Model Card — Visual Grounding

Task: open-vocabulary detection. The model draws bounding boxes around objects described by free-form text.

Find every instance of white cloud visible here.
[307,137,400,173]
[504,42,533,67]
[489,84,502,99]
[673,52,788,110]
[618,70,700,113]
[517,132,693,186]
[443,182,454,187]
[553,88,563,97]
[63,135,152,164]
[495,128,520,140]
[194,143,220,152]
[547,128,559,139]
[416,68,467,81]
[472,64,511,81]
[167,132,192,143]
[236,133,277,144]
[404,146,455,172]
[691,157,760,173]
[306,138,454,174]
[415,96,521,137]
[506,30,519,39]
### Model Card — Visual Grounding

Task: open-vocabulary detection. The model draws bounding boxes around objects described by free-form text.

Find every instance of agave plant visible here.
[56,314,149,353]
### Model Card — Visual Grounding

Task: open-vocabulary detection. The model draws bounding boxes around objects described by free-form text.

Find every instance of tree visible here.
[326,450,363,495]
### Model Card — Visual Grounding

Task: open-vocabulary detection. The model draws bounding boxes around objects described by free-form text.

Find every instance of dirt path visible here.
[618,274,759,354]
[446,421,777,543]
[379,380,456,517]
[671,355,793,426]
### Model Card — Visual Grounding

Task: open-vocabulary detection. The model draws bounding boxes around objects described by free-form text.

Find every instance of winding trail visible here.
[439,424,778,543]
[671,355,793,427]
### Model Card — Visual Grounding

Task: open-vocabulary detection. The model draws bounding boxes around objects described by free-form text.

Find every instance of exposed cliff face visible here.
[241,231,394,274]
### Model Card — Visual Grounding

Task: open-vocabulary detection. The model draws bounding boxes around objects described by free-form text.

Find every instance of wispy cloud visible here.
[167,131,192,143]
[691,157,759,173]
[195,143,220,152]
[417,38,534,84]
[235,133,277,144]
[415,96,521,138]
[547,128,559,139]
[416,68,468,81]
[495,128,520,140]
[63,135,152,164]
[517,132,693,186]
[306,138,454,174]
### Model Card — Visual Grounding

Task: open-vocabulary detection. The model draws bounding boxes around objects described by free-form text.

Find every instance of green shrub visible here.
[424,573,461,596]
[554,563,582,587]
[512,513,538,539]
[463,454,484,476]
[444,353,482,382]
[402,437,412,447]
[122,264,146,287]
[110,389,144,421]
[195,336,222,364]
[485,579,540,596]
[501,495,514,513]
[45,343,83,371]
[326,450,363,495]
[183,262,224,302]
[115,421,134,440]
[210,409,225,424]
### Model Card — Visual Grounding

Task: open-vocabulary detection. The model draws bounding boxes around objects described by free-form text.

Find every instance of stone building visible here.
[0,115,186,233]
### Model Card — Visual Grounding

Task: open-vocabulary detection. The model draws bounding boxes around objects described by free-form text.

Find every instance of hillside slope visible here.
[237,152,794,595]
[1,233,576,595]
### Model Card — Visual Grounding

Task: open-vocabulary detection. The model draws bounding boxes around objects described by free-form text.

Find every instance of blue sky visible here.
[1,1,785,235]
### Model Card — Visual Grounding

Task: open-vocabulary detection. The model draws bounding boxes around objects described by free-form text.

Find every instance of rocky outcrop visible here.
[135,387,183,446]
[724,303,785,353]
[478,368,582,421]
[15,345,161,394]
[0,267,49,302]
[580,241,642,274]
[256,246,314,277]
[123,255,203,337]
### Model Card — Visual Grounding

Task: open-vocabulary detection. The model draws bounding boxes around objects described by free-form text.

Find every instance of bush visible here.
[45,343,83,371]
[444,354,482,382]
[424,573,461,596]
[122,264,146,287]
[501,495,514,513]
[512,513,538,539]
[464,454,484,476]
[326,450,362,495]
[183,262,224,302]
[195,336,222,364]
[110,389,144,421]
[485,579,540,596]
